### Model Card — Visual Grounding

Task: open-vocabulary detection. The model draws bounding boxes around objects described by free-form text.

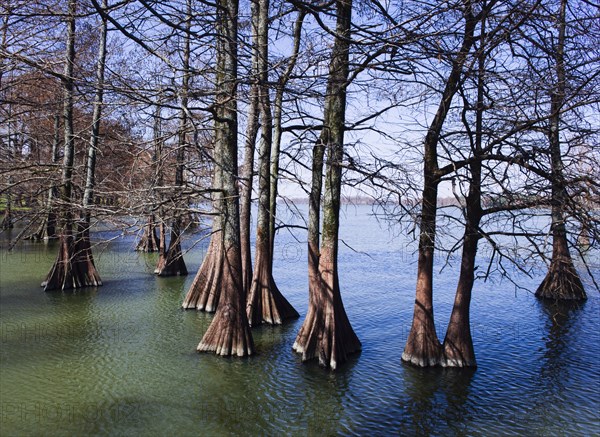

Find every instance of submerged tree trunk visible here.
[293,0,360,370]
[196,0,254,356]
[402,0,476,367]
[536,0,585,301]
[246,0,298,326]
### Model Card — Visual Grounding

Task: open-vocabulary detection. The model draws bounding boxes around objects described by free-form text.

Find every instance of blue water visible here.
[1,205,599,436]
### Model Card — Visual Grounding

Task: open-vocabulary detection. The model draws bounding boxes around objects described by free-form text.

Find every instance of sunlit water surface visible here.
[1,206,599,436]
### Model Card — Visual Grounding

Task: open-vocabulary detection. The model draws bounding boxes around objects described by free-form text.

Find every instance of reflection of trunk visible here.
[268,10,305,256]
[44,0,101,291]
[403,0,476,367]
[536,0,585,300]
[293,0,360,370]
[196,0,254,356]
[246,0,298,326]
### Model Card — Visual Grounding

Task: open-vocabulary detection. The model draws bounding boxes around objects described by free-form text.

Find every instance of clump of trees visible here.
[1,0,598,370]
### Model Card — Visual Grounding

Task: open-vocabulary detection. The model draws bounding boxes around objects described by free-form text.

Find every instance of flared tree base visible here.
[154,224,187,276]
[536,257,586,300]
[247,260,299,326]
[182,237,223,311]
[42,228,102,291]
[442,332,476,368]
[402,326,442,368]
[197,303,255,356]
[155,249,188,276]
[136,219,160,252]
[293,290,360,370]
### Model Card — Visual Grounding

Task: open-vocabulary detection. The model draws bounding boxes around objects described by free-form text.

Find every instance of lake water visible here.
[1,205,599,436]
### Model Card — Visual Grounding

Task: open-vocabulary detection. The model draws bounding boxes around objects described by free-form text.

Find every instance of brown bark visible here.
[442,231,478,367]
[246,232,298,325]
[197,245,254,356]
[294,245,361,370]
[42,222,102,290]
[402,0,477,367]
[196,0,254,356]
[293,0,360,370]
[536,235,586,300]
[442,10,488,367]
[155,0,190,276]
[43,0,94,291]
[182,228,224,311]
[240,14,259,293]
[154,219,188,276]
[535,0,585,301]
[136,214,160,252]
[245,0,298,326]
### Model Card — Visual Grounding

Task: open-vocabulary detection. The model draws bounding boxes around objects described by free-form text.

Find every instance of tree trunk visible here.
[402,0,476,366]
[1,176,13,230]
[239,0,259,293]
[293,0,360,370]
[536,0,585,301]
[197,0,254,356]
[268,10,305,257]
[43,0,97,291]
[139,97,165,252]
[136,214,160,252]
[75,0,109,288]
[246,0,298,326]
[182,223,224,311]
[154,1,191,277]
[28,114,60,241]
